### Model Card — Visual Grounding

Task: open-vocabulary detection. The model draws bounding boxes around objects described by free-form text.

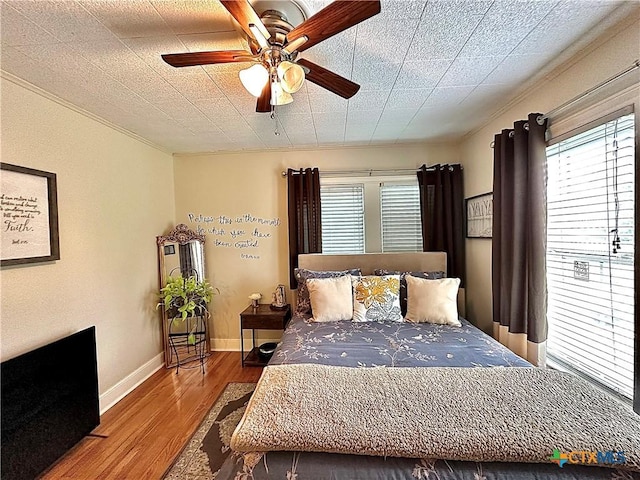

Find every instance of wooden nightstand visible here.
[240,304,291,367]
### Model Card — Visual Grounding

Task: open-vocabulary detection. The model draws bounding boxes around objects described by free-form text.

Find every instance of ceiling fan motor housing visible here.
[245,0,309,51]
[261,10,293,45]
[248,9,297,58]
[248,9,304,71]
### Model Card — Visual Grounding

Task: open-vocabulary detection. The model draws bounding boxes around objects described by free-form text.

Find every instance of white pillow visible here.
[352,275,402,322]
[307,274,353,322]
[405,276,461,326]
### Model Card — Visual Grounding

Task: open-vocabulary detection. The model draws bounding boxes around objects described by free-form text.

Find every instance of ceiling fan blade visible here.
[286,1,380,53]
[296,59,360,99]
[256,81,272,112]
[162,50,253,67]
[220,0,271,43]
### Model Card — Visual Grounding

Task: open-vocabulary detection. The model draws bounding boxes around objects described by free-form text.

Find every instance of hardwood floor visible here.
[42,352,263,480]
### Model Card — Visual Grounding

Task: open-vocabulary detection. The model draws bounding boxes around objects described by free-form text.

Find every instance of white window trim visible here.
[547,84,639,142]
[321,175,418,253]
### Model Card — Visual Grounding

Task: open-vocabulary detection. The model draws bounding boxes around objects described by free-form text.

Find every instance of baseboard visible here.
[99,352,164,415]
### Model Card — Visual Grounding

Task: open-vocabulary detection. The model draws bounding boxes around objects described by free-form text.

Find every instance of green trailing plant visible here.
[158,275,215,321]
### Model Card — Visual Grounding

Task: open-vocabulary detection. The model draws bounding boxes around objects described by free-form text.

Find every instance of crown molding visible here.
[1,70,171,155]
[172,138,461,158]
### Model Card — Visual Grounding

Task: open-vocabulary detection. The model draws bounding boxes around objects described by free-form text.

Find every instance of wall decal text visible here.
[187,212,280,260]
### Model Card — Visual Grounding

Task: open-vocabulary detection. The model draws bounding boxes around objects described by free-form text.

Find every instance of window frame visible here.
[544,84,639,413]
[320,175,421,254]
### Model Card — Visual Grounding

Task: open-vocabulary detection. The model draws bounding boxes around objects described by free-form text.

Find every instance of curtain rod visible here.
[490,60,639,148]
[536,59,639,126]
[281,166,460,177]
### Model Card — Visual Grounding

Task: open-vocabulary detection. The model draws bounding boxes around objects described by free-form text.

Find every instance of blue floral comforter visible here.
[269,316,531,368]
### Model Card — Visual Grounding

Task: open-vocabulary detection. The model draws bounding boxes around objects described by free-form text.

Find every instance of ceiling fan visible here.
[161,0,381,113]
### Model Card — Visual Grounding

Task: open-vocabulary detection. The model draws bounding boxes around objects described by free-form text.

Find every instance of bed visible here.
[220,253,640,480]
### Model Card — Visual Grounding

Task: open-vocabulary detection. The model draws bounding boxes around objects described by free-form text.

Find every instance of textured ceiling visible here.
[0,0,634,154]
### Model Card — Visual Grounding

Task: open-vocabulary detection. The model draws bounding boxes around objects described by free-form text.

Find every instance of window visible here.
[546,110,635,400]
[320,184,365,254]
[380,183,422,252]
[320,177,421,254]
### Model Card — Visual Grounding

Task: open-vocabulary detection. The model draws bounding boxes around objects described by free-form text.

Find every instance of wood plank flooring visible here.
[42,352,263,480]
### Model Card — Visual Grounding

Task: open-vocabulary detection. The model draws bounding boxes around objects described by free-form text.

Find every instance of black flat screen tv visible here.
[1,326,100,480]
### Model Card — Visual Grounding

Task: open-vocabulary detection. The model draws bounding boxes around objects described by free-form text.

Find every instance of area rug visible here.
[163,382,256,480]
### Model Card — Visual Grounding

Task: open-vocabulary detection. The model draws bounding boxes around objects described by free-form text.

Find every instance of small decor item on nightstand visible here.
[271,284,288,310]
[249,292,261,308]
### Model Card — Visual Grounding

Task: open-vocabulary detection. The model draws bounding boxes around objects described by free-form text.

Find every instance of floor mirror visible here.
[157,224,210,370]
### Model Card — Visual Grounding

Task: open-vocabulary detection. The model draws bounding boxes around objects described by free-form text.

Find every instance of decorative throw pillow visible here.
[405,276,461,326]
[294,268,361,316]
[352,275,402,322]
[374,269,446,316]
[306,275,353,322]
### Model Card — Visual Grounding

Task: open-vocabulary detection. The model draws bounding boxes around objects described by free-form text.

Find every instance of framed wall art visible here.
[1,163,60,266]
[466,192,493,238]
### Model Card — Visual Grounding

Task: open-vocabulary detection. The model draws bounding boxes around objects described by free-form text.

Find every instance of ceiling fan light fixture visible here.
[270,81,293,106]
[277,61,305,93]
[239,63,269,97]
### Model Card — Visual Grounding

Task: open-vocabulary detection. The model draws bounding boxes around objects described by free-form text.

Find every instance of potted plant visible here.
[158,276,215,345]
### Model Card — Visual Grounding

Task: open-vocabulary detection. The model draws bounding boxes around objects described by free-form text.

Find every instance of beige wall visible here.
[0,77,175,407]
[173,143,460,349]
[460,12,640,333]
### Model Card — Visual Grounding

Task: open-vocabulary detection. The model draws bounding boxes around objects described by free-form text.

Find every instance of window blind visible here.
[320,184,365,254]
[546,111,635,399]
[380,183,422,252]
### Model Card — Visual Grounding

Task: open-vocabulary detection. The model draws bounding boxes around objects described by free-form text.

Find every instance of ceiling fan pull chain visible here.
[271,107,280,136]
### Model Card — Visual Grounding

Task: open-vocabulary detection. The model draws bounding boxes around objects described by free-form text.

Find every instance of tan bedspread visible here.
[231,364,640,470]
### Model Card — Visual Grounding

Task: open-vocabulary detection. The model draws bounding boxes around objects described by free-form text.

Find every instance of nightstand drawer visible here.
[241,316,289,330]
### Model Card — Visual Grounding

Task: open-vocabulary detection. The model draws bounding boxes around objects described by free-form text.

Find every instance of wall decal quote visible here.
[188,212,280,260]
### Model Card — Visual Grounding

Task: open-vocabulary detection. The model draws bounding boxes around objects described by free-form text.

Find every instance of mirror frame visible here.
[157,223,206,284]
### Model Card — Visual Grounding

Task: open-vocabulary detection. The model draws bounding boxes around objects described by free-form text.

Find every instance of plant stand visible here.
[167,315,208,374]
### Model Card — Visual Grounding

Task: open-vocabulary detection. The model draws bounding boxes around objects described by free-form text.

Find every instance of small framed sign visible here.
[466,192,493,238]
[574,261,589,281]
[1,163,60,266]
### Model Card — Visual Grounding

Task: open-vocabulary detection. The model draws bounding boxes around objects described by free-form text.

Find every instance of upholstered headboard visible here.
[298,252,465,316]
[298,252,445,275]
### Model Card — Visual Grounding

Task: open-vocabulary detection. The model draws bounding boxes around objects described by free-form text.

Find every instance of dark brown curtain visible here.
[492,113,548,365]
[417,164,465,285]
[287,168,322,288]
